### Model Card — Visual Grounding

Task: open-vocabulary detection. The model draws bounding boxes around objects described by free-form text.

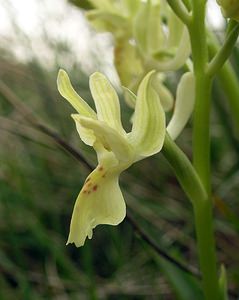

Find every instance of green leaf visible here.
[219,265,228,300]
[156,256,203,300]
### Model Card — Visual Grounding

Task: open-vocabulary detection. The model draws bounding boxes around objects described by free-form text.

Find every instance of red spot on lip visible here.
[93,185,98,191]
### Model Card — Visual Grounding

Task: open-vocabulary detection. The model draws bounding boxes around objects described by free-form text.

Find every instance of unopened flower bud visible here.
[217,0,239,21]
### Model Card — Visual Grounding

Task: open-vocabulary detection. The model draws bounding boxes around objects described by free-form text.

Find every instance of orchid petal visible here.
[88,0,115,11]
[90,72,126,135]
[128,71,166,159]
[133,1,165,56]
[123,0,141,16]
[93,142,119,169]
[153,28,191,71]
[86,10,127,34]
[167,72,195,140]
[72,114,96,146]
[114,38,143,87]
[122,86,136,109]
[77,116,133,162]
[167,8,184,48]
[152,74,174,112]
[67,170,126,247]
[57,69,96,118]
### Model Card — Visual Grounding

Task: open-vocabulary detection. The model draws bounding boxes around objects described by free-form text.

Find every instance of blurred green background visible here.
[0,0,239,299]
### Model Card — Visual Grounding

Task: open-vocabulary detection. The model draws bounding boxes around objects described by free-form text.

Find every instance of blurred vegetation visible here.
[69,0,94,10]
[0,1,239,299]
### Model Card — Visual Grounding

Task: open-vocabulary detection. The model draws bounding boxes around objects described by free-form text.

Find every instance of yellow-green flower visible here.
[217,0,239,21]
[83,0,190,97]
[57,69,166,247]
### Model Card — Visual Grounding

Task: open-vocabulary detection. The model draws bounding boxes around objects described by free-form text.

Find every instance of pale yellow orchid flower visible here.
[57,69,166,247]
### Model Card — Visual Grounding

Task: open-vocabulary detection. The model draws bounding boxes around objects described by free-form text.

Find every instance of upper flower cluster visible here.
[83,0,190,98]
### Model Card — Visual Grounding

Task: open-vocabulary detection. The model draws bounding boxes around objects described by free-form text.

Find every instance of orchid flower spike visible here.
[57,69,166,247]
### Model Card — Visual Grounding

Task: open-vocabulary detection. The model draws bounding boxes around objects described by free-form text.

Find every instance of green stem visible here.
[192,76,212,193]
[181,0,191,11]
[163,135,220,300]
[189,0,210,192]
[207,21,239,78]
[162,134,207,206]
[193,199,219,300]
[208,33,239,135]
[218,64,239,134]
[188,1,220,299]
[190,1,208,73]
[167,0,191,25]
